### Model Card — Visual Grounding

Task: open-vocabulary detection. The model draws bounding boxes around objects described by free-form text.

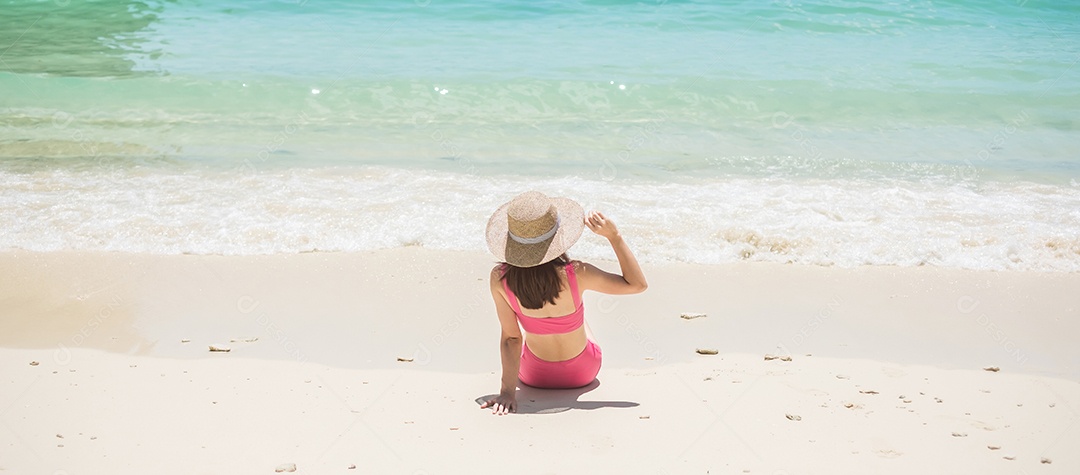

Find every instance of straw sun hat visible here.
[486,191,585,268]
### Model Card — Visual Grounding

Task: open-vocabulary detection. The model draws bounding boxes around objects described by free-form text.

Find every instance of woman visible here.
[480,191,647,415]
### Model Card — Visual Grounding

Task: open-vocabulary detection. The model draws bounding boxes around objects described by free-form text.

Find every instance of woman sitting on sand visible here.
[480,191,647,415]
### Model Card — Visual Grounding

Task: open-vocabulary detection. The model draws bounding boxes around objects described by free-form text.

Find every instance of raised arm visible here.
[579,211,648,295]
[480,266,523,415]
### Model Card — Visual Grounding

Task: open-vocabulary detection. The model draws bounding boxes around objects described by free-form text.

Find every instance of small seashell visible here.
[1002,455,1016,461]
[29,361,39,366]
[696,348,718,355]
[275,463,297,473]
[987,445,1000,450]
[951,432,968,437]
[859,390,879,395]
[208,345,231,352]
[1041,457,1052,464]
[396,357,414,362]
[180,339,190,343]
[680,312,707,320]
[785,414,802,421]
[348,464,356,469]
[983,366,1000,372]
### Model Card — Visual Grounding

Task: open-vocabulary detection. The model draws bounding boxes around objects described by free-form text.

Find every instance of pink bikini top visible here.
[502,263,584,335]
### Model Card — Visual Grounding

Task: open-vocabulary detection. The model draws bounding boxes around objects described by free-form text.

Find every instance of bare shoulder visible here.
[571,260,597,272]
[570,260,598,281]
[489,264,505,287]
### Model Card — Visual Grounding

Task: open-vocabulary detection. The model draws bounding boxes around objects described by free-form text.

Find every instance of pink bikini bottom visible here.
[519,340,602,389]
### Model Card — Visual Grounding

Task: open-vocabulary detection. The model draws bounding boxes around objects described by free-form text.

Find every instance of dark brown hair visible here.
[502,253,570,310]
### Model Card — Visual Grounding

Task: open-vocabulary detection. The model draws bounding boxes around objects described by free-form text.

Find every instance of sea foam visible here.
[3,165,1078,272]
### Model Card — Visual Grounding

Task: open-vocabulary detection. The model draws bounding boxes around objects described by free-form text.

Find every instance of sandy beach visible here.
[4,0,1079,473]
[0,248,1077,474]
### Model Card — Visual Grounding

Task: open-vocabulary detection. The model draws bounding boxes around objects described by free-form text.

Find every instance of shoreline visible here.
[4,167,1080,273]
[2,248,1078,473]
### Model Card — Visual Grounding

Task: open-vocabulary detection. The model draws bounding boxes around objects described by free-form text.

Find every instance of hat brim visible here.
[486,196,585,267]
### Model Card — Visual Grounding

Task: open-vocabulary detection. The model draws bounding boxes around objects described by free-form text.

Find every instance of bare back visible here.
[495,262,588,361]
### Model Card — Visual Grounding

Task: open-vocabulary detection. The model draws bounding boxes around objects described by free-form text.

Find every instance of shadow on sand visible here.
[475,380,638,414]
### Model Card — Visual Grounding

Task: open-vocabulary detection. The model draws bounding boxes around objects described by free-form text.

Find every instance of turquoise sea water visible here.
[2,0,1079,270]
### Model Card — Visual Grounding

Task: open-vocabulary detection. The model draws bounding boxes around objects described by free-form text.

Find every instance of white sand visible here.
[1,249,1078,474]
